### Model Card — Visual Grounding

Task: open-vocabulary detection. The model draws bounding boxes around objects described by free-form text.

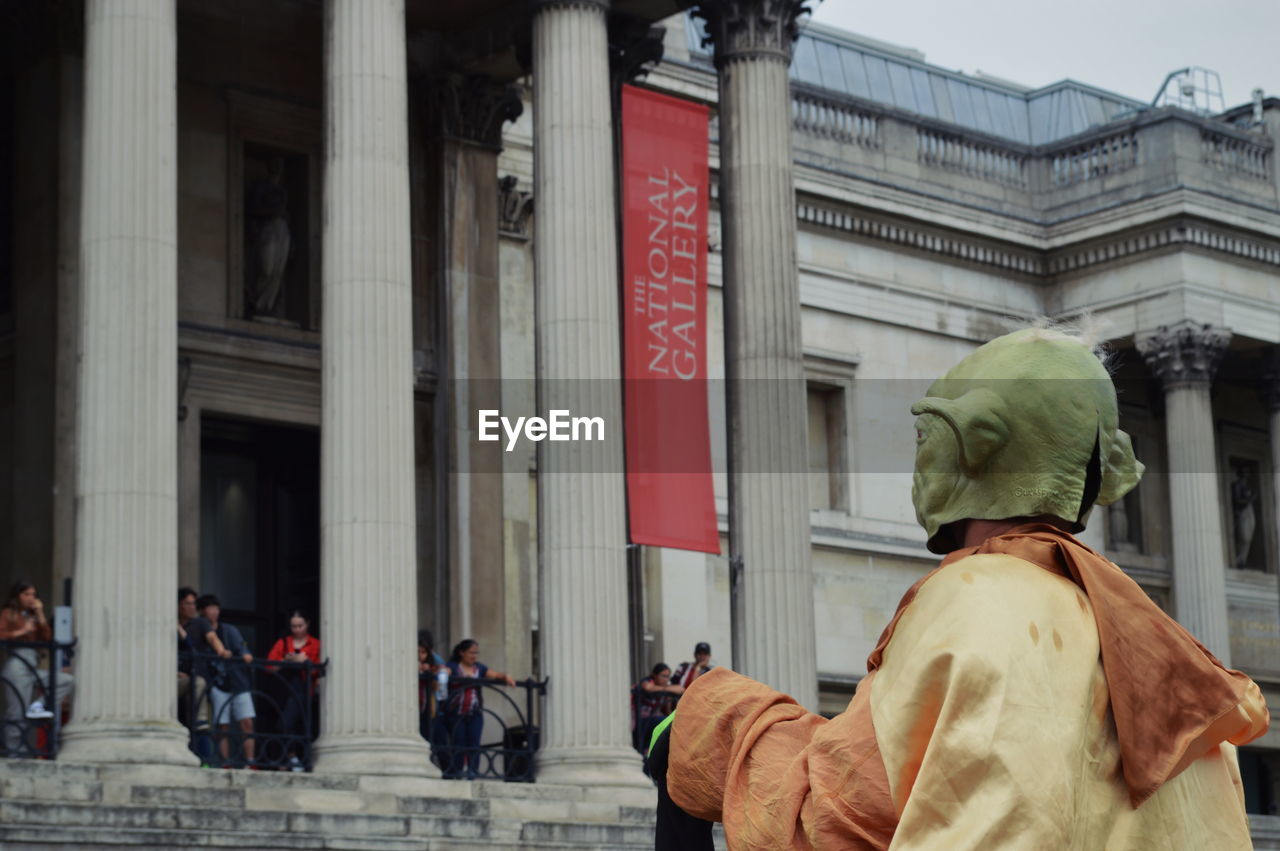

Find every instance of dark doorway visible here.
[199,416,320,656]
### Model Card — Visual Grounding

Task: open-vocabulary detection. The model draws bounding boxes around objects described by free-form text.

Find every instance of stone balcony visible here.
[786,82,1278,223]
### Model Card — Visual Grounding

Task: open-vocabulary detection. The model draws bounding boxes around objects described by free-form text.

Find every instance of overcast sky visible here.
[807,0,1280,110]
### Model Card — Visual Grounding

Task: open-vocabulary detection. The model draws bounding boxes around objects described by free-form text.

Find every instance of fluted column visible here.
[312,0,430,777]
[58,0,193,765]
[426,74,522,678]
[697,0,817,709]
[1138,321,1233,664]
[531,0,647,786]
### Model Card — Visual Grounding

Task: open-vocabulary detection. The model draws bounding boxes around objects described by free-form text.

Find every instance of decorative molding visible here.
[425,73,523,150]
[693,0,812,65]
[608,18,665,88]
[796,196,1280,278]
[498,175,534,240]
[530,0,609,12]
[796,198,1045,276]
[1136,320,1232,386]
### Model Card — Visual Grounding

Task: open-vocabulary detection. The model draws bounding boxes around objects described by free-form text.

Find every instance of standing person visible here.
[190,595,257,767]
[265,610,321,771]
[671,642,714,689]
[0,581,74,755]
[632,663,683,762]
[439,639,515,779]
[654,327,1271,849]
[417,630,445,743]
[176,587,209,729]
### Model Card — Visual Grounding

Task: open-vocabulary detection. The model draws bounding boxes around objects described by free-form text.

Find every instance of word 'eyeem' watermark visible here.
[478,410,605,452]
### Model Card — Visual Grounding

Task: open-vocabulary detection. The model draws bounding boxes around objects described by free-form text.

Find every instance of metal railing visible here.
[421,675,547,782]
[1,637,76,760]
[179,651,327,771]
[631,684,679,758]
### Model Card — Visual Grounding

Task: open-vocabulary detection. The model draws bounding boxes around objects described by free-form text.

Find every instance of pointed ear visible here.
[1096,428,1144,505]
[911,388,1010,474]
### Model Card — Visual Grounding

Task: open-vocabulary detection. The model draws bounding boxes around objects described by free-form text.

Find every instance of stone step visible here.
[0,761,660,849]
[520,819,656,846]
[0,825,651,851]
[0,799,491,841]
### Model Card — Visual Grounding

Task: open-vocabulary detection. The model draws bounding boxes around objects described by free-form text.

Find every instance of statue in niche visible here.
[246,156,291,318]
[1107,500,1134,552]
[1231,466,1258,569]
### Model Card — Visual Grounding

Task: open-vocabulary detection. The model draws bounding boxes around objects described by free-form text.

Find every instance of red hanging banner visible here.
[620,85,719,554]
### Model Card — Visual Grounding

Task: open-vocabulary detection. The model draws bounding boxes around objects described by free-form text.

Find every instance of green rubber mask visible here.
[911,328,1144,554]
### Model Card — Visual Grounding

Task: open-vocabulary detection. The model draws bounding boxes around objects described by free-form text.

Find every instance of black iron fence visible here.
[1,637,76,760]
[420,674,547,782]
[179,651,326,771]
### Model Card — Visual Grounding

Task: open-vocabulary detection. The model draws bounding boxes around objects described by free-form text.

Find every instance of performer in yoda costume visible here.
[650,327,1269,850]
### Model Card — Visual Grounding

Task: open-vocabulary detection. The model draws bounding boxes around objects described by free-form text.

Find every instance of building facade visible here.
[1,0,1278,845]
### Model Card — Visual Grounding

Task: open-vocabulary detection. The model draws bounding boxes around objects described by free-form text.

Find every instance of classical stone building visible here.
[1,0,1278,847]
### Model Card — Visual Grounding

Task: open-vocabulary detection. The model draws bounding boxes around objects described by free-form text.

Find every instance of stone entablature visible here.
[796,198,1280,278]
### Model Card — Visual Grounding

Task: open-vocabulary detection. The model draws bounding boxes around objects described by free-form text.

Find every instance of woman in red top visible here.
[0,581,74,754]
[266,611,321,770]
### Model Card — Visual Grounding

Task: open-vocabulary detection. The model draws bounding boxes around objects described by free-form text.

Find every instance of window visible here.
[804,350,858,514]
[807,383,844,510]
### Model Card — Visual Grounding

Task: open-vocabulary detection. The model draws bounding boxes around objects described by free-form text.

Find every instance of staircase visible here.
[0,759,660,850]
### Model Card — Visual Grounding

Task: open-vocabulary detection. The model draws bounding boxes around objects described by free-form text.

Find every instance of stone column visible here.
[1262,353,1280,576]
[312,0,430,777]
[1138,321,1233,664]
[697,0,817,709]
[426,73,522,673]
[531,0,647,786]
[58,0,193,765]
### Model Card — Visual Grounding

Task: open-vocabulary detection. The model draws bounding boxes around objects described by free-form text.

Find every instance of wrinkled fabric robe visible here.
[667,525,1269,849]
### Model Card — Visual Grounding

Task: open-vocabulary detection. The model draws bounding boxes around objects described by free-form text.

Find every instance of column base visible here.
[312,733,437,778]
[534,745,650,788]
[58,720,197,766]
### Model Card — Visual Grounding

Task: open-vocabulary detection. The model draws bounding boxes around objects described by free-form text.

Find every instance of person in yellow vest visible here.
[653,326,1270,849]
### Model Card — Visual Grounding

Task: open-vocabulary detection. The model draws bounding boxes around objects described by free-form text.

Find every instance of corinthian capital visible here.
[694,0,812,65]
[426,73,524,150]
[1136,320,1231,387]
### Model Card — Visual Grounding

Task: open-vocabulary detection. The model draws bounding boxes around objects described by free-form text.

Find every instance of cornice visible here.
[796,194,1280,279]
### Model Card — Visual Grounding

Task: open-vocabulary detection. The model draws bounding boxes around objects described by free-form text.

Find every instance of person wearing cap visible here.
[652,326,1269,850]
[671,642,714,690]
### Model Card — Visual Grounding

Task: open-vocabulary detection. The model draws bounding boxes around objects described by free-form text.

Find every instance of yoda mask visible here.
[912,327,1144,553]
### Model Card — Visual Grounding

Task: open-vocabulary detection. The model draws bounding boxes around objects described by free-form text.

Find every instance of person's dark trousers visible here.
[440,713,483,778]
[648,721,715,850]
[279,684,312,765]
[458,712,484,779]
